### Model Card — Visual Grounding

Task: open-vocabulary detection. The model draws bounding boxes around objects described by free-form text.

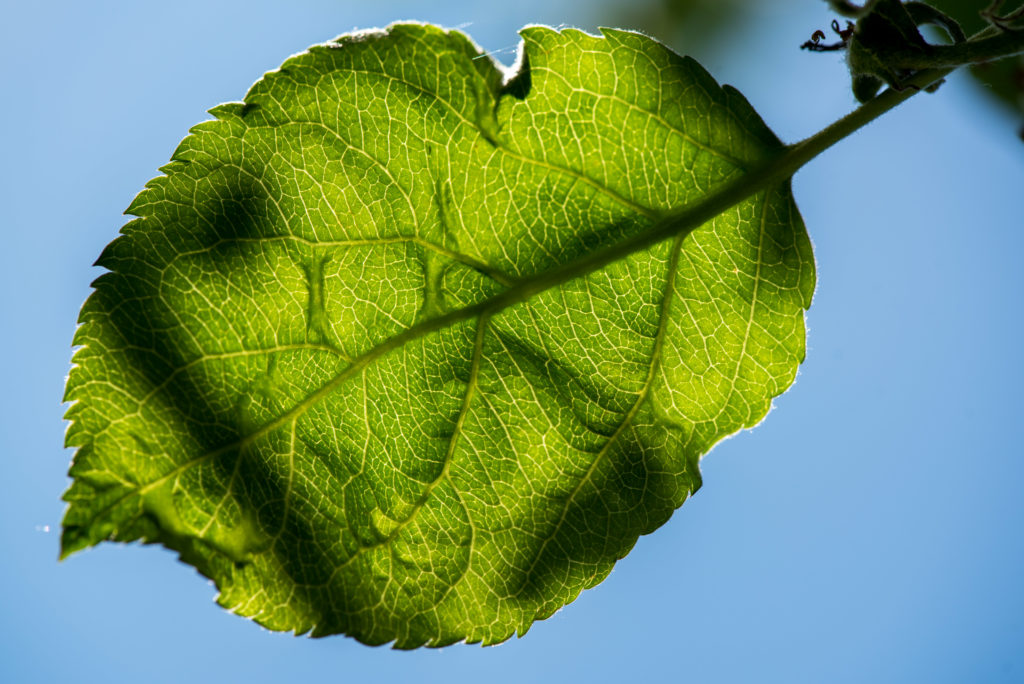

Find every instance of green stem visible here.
[891,29,1024,69]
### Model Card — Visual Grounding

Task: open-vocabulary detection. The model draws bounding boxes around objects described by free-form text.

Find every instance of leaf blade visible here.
[63,23,814,646]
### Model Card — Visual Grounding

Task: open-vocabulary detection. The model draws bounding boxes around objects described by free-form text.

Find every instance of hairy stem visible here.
[891,29,1024,69]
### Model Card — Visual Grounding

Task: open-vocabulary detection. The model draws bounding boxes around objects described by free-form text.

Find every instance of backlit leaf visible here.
[63,23,814,647]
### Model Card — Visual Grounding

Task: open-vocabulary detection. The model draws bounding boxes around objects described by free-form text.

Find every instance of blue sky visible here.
[2,1,1022,682]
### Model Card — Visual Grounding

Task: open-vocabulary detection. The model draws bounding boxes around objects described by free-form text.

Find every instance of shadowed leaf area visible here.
[63,23,814,647]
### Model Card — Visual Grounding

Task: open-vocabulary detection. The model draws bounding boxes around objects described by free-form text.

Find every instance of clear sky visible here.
[2,1,1022,682]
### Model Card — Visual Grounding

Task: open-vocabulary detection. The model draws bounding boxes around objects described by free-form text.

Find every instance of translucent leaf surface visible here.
[63,23,815,646]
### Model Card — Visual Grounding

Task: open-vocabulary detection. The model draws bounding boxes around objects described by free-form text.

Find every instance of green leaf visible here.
[62,23,814,647]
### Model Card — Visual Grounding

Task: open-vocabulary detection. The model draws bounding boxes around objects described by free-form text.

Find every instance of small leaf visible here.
[63,23,815,646]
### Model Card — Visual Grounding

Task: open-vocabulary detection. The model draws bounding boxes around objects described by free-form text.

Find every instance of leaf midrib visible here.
[78,68,911,544]
[74,164,784,554]
[74,39,802,547]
